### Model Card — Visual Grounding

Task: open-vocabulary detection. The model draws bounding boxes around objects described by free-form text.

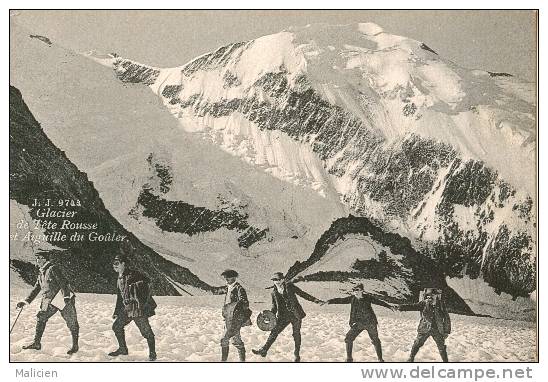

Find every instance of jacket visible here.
[222,282,252,330]
[270,282,322,320]
[114,269,157,318]
[399,299,452,336]
[327,294,392,327]
[25,262,72,312]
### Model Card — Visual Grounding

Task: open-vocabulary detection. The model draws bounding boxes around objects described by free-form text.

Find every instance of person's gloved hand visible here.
[16,301,27,309]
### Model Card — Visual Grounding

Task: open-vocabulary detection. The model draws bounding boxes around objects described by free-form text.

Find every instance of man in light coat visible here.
[220,269,252,362]
[17,252,79,354]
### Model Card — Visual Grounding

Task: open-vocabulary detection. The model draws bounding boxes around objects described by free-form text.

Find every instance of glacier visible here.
[95,22,535,301]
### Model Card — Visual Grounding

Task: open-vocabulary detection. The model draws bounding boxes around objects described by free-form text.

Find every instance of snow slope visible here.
[9,292,536,362]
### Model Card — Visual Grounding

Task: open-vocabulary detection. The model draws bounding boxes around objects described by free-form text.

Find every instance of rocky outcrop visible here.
[129,153,269,248]
[9,85,219,295]
[288,215,474,314]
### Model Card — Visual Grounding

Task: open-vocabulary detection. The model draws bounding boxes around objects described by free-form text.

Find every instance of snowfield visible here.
[9,292,536,362]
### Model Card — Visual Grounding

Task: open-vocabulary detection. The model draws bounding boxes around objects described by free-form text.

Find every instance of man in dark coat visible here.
[252,272,324,362]
[397,288,451,362]
[108,254,158,361]
[17,252,79,354]
[220,269,252,362]
[323,283,396,362]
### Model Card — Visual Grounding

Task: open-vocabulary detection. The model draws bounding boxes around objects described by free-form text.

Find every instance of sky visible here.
[10,10,537,82]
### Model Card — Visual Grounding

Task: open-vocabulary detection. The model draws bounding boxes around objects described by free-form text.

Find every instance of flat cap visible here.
[114,253,129,264]
[221,269,238,278]
[271,272,285,281]
[35,251,51,260]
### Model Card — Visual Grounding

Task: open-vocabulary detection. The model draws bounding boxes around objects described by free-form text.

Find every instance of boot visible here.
[108,348,128,356]
[373,340,384,362]
[345,341,353,362]
[221,346,229,362]
[238,347,246,362]
[22,342,41,350]
[439,345,449,362]
[108,331,129,356]
[23,321,46,350]
[67,330,79,355]
[147,336,157,361]
[407,343,420,362]
[294,335,301,362]
[252,347,267,357]
[253,331,277,357]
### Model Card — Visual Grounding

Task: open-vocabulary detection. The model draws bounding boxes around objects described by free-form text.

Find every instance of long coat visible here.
[114,269,157,319]
[326,294,392,327]
[25,261,72,311]
[399,300,451,336]
[270,282,322,320]
[222,282,252,330]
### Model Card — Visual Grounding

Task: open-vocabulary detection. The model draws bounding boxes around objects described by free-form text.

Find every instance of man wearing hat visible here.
[322,283,396,362]
[108,253,158,361]
[220,269,252,362]
[252,272,324,362]
[397,288,451,362]
[16,252,79,354]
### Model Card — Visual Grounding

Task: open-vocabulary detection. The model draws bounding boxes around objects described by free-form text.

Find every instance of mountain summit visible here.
[92,22,535,301]
[11,21,535,318]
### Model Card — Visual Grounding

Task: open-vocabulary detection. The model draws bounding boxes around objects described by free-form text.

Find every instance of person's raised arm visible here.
[292,283,324,304]
[369,295,393,309]
[397,301,424,312]
[325,295,353,305]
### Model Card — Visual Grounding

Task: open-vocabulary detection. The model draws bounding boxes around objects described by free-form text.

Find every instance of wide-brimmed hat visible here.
[271,272,285,281]
[221,269,238,278]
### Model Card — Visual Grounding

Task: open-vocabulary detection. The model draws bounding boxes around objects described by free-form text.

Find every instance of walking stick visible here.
[10,306,24,334]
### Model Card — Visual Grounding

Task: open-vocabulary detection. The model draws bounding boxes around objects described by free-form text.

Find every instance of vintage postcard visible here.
[8,9,537,368]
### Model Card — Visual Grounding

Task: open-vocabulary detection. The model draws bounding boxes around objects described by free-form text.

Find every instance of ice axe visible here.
[10,306,24,334]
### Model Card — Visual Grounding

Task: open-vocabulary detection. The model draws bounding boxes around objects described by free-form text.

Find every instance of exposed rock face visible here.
[129,153,268,248]
[9,85,219,295]
[113,58,160,85]
[287,215,474,315]
[29,34,52,46]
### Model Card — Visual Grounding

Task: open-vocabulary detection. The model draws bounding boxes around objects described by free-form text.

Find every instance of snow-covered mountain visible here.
[10,21,536,318]
[93,23,535,296]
